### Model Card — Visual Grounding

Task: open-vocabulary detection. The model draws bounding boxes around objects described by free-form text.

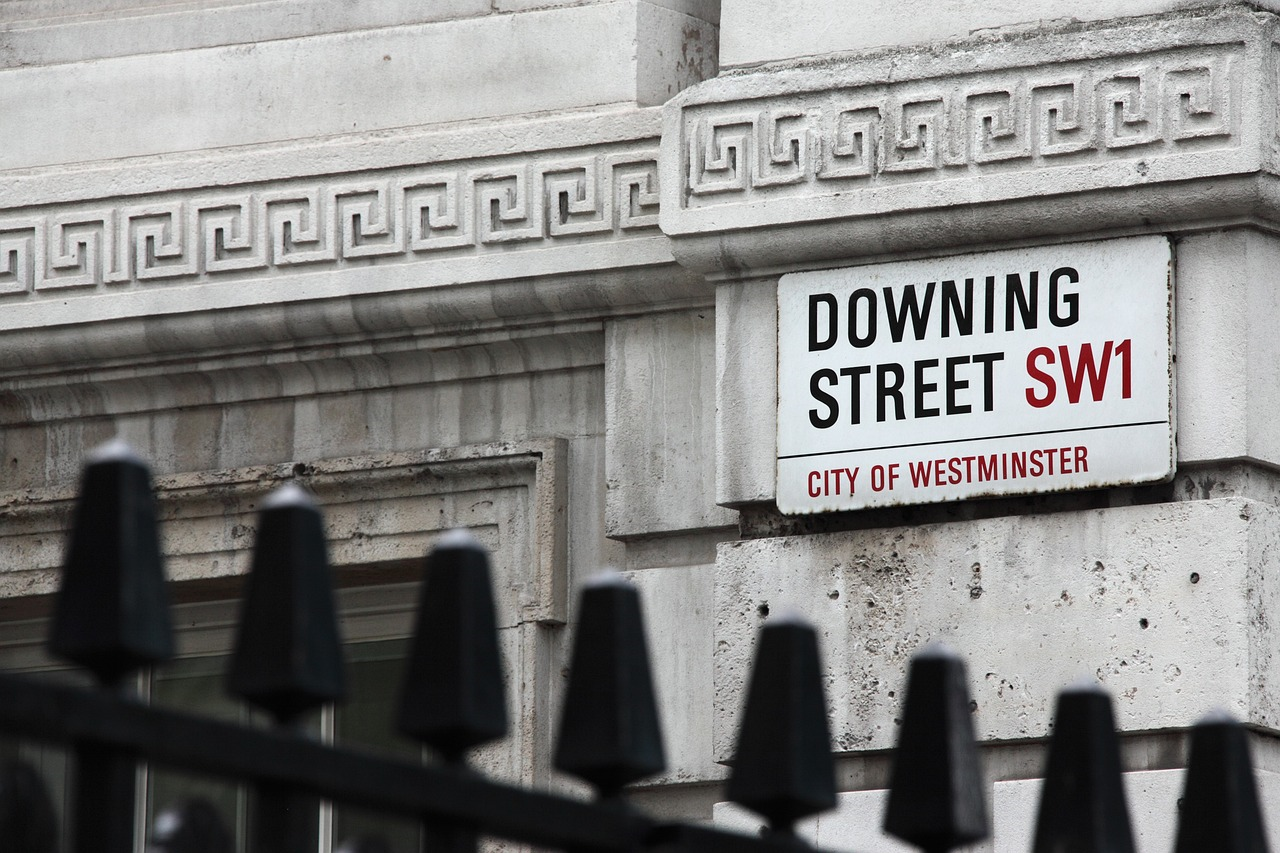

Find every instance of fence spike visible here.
[882,643,988,853]
[725,611,836,837]
[0,759,57,853]
[148,798,232,853]
[554,570,665,798]
[227,482,345,725]
[50,439,174,686]
[1173,710,1269,853]
[1032,680,1134,853]
[397,529,507,762]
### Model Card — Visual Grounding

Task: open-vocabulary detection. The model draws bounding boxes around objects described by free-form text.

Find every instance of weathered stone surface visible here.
[0,109,690,342]
[718,0,1280,67]
[716,768,1280,852]
[10,0,1280,838]
[714,499,1280,760]
[992,768,1280,853]
[1,0,718,68]
[662,8,1279,274]
[0,1,716,170]
[715,278,777,507]
[0,333,606,490]
[0,0,494,67]
[624,563,726,784]
[1,106,663,210]
[714,795,914,852]
[606,308,735,537]
[0,442,569,621]
[1176,230,1280,469]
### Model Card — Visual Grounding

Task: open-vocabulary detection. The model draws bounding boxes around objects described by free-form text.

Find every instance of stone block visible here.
[214,400,297,471]
[714,794,914,852]
[1175,231,1251,462]
[713,499,1280,761]
[0,0,713,171]
[0,425,48,492]
[0,127,687,348]
[606,309,735,537]
[715,768,1280,852]
[0,0,492,67]
[1173,230,1280,470]
[624,563,725,784]
[496,0,719,25]
[715,278,777,507]
[635,2,719,106]
[992,768,1280,853]
[719,0,1280,68]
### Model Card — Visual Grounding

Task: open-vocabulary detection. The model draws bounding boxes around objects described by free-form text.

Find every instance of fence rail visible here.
[0,441,1268,852]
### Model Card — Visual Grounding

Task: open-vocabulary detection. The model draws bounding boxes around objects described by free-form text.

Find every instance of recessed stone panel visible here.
[607,308,735,537]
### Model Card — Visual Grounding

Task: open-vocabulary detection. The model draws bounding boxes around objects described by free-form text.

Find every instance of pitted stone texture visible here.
[713,499,1280,761]
[606,309,735,537]
[719,0,1280,67]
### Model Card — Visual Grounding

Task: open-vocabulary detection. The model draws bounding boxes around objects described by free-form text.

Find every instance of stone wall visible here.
[6,0,1280,849]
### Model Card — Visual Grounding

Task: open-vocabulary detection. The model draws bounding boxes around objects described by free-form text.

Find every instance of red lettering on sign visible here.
[1025,340,1132,407]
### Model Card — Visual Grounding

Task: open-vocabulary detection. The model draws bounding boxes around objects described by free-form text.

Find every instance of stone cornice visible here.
[0,106,663,209]
[660,7,1280,274]
[0,107,692,340]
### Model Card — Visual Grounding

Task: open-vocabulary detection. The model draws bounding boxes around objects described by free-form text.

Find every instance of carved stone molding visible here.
[0,439,571,787]
[0,440,569,625]
[660,8,1280,273]
[0,103,705,353]
[682,46,1237,200]
[0,149,659,309]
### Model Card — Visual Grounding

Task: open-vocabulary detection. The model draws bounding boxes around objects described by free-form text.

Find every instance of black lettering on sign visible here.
[809,293,838,351]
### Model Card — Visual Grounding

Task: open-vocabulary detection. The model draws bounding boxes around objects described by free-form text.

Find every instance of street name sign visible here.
[776,236,1174,513]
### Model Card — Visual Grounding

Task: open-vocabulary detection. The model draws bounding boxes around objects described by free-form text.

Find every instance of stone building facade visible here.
[3,0,1280,849]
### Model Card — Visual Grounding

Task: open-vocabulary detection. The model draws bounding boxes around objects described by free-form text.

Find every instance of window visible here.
[0,581,426,853]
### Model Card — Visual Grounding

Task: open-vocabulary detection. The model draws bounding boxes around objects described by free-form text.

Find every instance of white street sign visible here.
[776,236,1174,513]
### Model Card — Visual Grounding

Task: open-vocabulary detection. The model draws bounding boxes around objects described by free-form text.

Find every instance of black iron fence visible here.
[0,443,1268,852]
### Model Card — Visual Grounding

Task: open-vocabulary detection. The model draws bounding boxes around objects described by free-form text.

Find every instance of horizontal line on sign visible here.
[777,420,1169,461]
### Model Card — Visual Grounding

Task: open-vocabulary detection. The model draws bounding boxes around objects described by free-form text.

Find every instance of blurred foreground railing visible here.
[0,442,1268,853]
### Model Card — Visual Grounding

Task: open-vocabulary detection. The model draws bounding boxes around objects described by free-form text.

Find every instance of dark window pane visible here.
[148,655,246,851]
[333,640,419,851]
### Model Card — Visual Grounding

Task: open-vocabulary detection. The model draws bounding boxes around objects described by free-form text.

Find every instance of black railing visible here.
[0,442,1268,852]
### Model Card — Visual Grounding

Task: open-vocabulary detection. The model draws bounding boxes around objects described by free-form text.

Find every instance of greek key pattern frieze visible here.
[0,152,660,296]
[683,48,1238,204]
